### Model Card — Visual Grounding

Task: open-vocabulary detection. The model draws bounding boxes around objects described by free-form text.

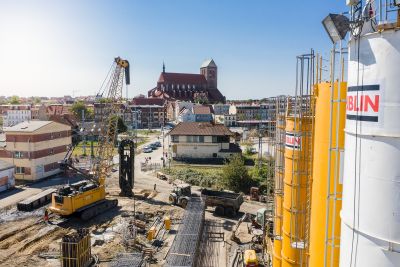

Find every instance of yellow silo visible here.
[282,115,313,267]
[308,82,346,267]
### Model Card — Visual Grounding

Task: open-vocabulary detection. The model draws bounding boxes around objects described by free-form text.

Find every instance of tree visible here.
[9,95,20,104]
[71,101,91,121]
[33,97,41,104]
[109,115,127,134]
[222,154,253,193]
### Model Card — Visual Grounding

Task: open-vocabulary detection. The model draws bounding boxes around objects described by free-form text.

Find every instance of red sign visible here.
[286,132,301,150]
[346,85,380,122]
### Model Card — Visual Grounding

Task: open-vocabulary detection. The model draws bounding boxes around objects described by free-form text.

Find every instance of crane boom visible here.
[49,57,130,220]
[92,57,130,185]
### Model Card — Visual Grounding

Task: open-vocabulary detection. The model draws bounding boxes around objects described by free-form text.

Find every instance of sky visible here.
[0,0,347,100]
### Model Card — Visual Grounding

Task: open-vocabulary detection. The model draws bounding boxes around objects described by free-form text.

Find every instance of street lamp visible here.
[322,14,350,44]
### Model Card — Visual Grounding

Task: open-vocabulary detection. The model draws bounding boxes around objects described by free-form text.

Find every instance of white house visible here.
[168,122,241,162]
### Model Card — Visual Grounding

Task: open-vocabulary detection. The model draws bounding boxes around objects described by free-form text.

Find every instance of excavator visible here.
[48,57,130,220]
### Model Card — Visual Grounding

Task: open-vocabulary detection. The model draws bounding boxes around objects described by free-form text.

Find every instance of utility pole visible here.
[82,109,86,156]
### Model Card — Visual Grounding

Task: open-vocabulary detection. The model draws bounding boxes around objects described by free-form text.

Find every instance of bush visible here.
[164,167,222,188]
[221,155,255,193]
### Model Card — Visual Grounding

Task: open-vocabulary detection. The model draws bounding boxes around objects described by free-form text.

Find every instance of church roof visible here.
[158,72,206,84]
[201,59,217,68]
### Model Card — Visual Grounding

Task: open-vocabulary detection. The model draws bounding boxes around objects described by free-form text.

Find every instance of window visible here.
[212,136,218,143]
[15,167,25,174]
[171,136,179,143]
[14,151,23,158]
[187,136,193,143]
[199,136,204,143]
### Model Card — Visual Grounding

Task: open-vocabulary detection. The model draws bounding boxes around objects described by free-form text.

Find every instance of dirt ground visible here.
[0,132,271,266]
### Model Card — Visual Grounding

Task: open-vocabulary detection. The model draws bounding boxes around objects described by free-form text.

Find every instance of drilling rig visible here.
[48,57,130,220]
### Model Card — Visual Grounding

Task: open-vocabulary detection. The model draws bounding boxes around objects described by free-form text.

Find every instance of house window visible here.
[212,136,218,143]
[14,151,23,158]
[187,136,193,143]
[15,166,25,174]
[199,136,204,143]
[171,136,179,143]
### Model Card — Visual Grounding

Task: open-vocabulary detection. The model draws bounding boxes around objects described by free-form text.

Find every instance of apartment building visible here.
[0,121,71,181]
[2,105,32,127]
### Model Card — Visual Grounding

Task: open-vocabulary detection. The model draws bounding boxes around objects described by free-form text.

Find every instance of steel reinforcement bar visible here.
[165,197,205,267]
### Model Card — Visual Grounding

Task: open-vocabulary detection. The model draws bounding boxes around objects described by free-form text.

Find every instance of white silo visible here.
[340,4,400,267]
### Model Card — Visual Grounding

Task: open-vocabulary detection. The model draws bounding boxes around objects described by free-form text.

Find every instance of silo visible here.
[308,82,346,267]
[282,115,313,267]
[339,26,400,266]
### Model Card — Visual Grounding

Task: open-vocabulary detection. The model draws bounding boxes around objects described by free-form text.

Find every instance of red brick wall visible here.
[6,130,71,143]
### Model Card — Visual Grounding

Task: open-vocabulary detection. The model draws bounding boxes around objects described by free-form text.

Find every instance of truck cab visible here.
[169,183,191,208]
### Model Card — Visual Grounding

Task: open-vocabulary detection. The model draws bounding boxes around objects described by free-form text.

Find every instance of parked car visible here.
[143,146,152,153]
[149,143,158,149]
[154,141,162,147]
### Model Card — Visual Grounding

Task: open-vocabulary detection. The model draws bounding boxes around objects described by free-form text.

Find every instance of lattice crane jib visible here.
[92,57,130,185]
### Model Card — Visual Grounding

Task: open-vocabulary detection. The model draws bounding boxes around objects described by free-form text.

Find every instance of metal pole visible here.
[323,42,336,267]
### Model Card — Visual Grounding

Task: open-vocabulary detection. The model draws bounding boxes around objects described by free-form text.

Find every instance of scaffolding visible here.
[323,41,347,267]
[272,95,287,267]
[281,51,315,267]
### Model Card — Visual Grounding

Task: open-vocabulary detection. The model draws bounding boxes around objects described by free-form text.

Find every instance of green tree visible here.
[33,97,41,104]
[109,115,127,134]
[71,101,92,121]
[222,154,253,193]
[9,95,20,104]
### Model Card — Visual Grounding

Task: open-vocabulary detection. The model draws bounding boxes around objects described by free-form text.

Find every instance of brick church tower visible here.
[200,59,217,89]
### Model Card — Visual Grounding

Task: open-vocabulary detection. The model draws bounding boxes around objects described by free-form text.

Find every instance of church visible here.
[147,59,226,104]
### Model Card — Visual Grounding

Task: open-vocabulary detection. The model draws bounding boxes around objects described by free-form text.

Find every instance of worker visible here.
[154,183,157,191]
[44,209,49,223]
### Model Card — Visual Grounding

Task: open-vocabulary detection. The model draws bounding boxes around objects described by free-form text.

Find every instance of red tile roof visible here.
[168,122,233,136]
[158,72,206,84]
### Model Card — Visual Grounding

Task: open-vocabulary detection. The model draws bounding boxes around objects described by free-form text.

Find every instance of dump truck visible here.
[201,188,244,217]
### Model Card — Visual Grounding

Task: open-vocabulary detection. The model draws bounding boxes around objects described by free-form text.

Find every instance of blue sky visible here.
[0,0,346,99]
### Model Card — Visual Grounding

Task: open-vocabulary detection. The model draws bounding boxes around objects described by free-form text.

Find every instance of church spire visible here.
[162,61,165,73]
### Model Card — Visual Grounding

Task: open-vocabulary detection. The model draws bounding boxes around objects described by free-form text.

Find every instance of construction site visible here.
[1,1,400,267]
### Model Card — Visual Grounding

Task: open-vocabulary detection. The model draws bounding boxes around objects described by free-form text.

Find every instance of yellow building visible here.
[0,121,71,181]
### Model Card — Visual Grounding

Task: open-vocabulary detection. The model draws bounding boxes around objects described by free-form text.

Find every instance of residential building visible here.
[94,102,128,123]
[174,101,194,121]
[212,103,230,115]
[0,160,14,192]
[148,59,225,104]
[224,114,237,127]
[0,121,71,181]
[193,105,213,122]
[229,104,272,129]
[2,105,32,127]
[177,107,195,123]
[31,104,48,120]
[130,105,166,129]
[168,122,241,161]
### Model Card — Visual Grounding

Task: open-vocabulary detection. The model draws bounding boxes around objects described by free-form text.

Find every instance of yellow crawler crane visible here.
[49,57,130,220]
